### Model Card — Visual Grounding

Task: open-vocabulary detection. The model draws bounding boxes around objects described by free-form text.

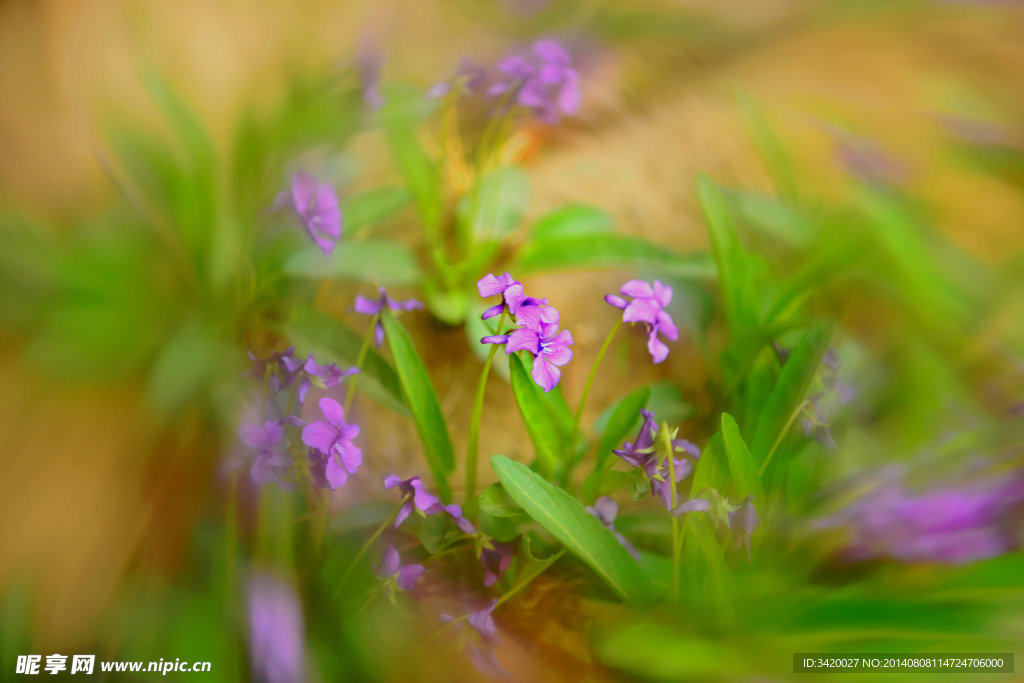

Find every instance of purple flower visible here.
[479,538,518,587]
[605,280,678,364]
[428,58,490,99]
[503,306,573,392]
[275,172,342,256]
[586,497,639,559]
[477,272,548,320]
[238,421,294,489]
[384,475,477,533]
[356,42,384,111]
[727,496,759,559]
[247,347,301,395]
[377,546,425,591]
[489,40,581,124]
[247,571,306,683]
[820,473,1024,564]
[613,410,700,509]
[440,599,504,676]
[353,287,425,346]
[282,353,359,406]
[300,398,361,490]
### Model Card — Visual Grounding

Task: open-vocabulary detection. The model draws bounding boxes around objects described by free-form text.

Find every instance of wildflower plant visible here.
[7,25,1023,683]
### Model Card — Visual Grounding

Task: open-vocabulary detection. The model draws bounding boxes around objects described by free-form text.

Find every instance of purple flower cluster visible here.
[605,280,679,364]
[247,347,358,406]
[354,286,425,347]
[238,421,295,489]
[478,272,573,392]
[275,171,342,256]
[430,39,581,125]
[479,538,518,587]
[613,409,700,509]
[821,472,1024,564]
[384,474,475,533]
[440,599,504,677]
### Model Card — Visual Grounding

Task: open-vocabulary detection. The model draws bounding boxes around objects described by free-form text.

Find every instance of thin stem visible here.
[336,501,402,594]
[759,398,809,477]
[465,311,508,501]
[572,320,622,443]
[659,423,681,604]
[344,313,380,414]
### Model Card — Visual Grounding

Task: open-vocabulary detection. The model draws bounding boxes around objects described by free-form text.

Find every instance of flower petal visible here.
[318,397,346,428]
[395,564,425,591]
[620,279,654,298]
[324,456,349,490]
[531,357,561,392]
[301,420,337,454]
[505,328,540,354]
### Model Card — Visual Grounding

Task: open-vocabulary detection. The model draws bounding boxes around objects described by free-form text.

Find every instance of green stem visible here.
[759,398,809,477]
[344,313,380,415]
[659,423,681,603]
[572,319,622,447]
[336,501,402,594]
[465,311,508,501]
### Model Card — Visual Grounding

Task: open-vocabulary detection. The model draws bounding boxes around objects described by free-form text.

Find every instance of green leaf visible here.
[749,322,832,472]
[491,455,656,607]
[531,204,614,240]
[600,623,749,680]
[690,432,729,497]
[682,515,735,619]
[478,483,522,518]
[728,189,814,248]
[285,240,421,285]
[736,90,798,202]
[697,174,758,333]
[457,165,531,245]
[379,84,442,233]
[515,234,715,281]
[343,186,412,235]
[595,387,651,471]
[509,353,565,479]
[380,310,455,499]
[285,307,408,417]
[720,413,766,504]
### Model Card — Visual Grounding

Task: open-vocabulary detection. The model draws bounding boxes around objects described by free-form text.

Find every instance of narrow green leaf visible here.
[697,174,758,333]
[515,234,715,281]
[750,322,833,471]
[720,413,766,504]
[509,353,564,479]
[531,204,614,240]
[285,240,421,285]
[600,622,749,679]
[736,90,798,202]
[380,310,455,499]
[457,165,530,245]
[595,387,651,471]
[285,307,408,417]
[682,515,735,620]
[379,84,442,233]
[492,455,656,607]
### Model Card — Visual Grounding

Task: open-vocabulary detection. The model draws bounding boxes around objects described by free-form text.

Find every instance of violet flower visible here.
[504,306,573,392]
[384,474,477,533]
[477,272,547,320]
[300,398,361,490]
[489,40,581,124]
[613,410,700,509]
[377,546,425,591]
[238,421,294,489]
[356,42,384,111]
[353,287,425,346]
[247,347,301,395]
[247,571,306,683]
[282,353,359,406]
[274,172,342,256]
[428,58,490,99]
[820,473,1024,564]
[605,279,679,364]
[727,496,759,560]
[586,497,639,559]
[480,538,518,587]
[440,599,504,677]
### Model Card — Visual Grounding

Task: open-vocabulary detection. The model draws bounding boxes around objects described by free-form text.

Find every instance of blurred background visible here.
[1,0,1023,680]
